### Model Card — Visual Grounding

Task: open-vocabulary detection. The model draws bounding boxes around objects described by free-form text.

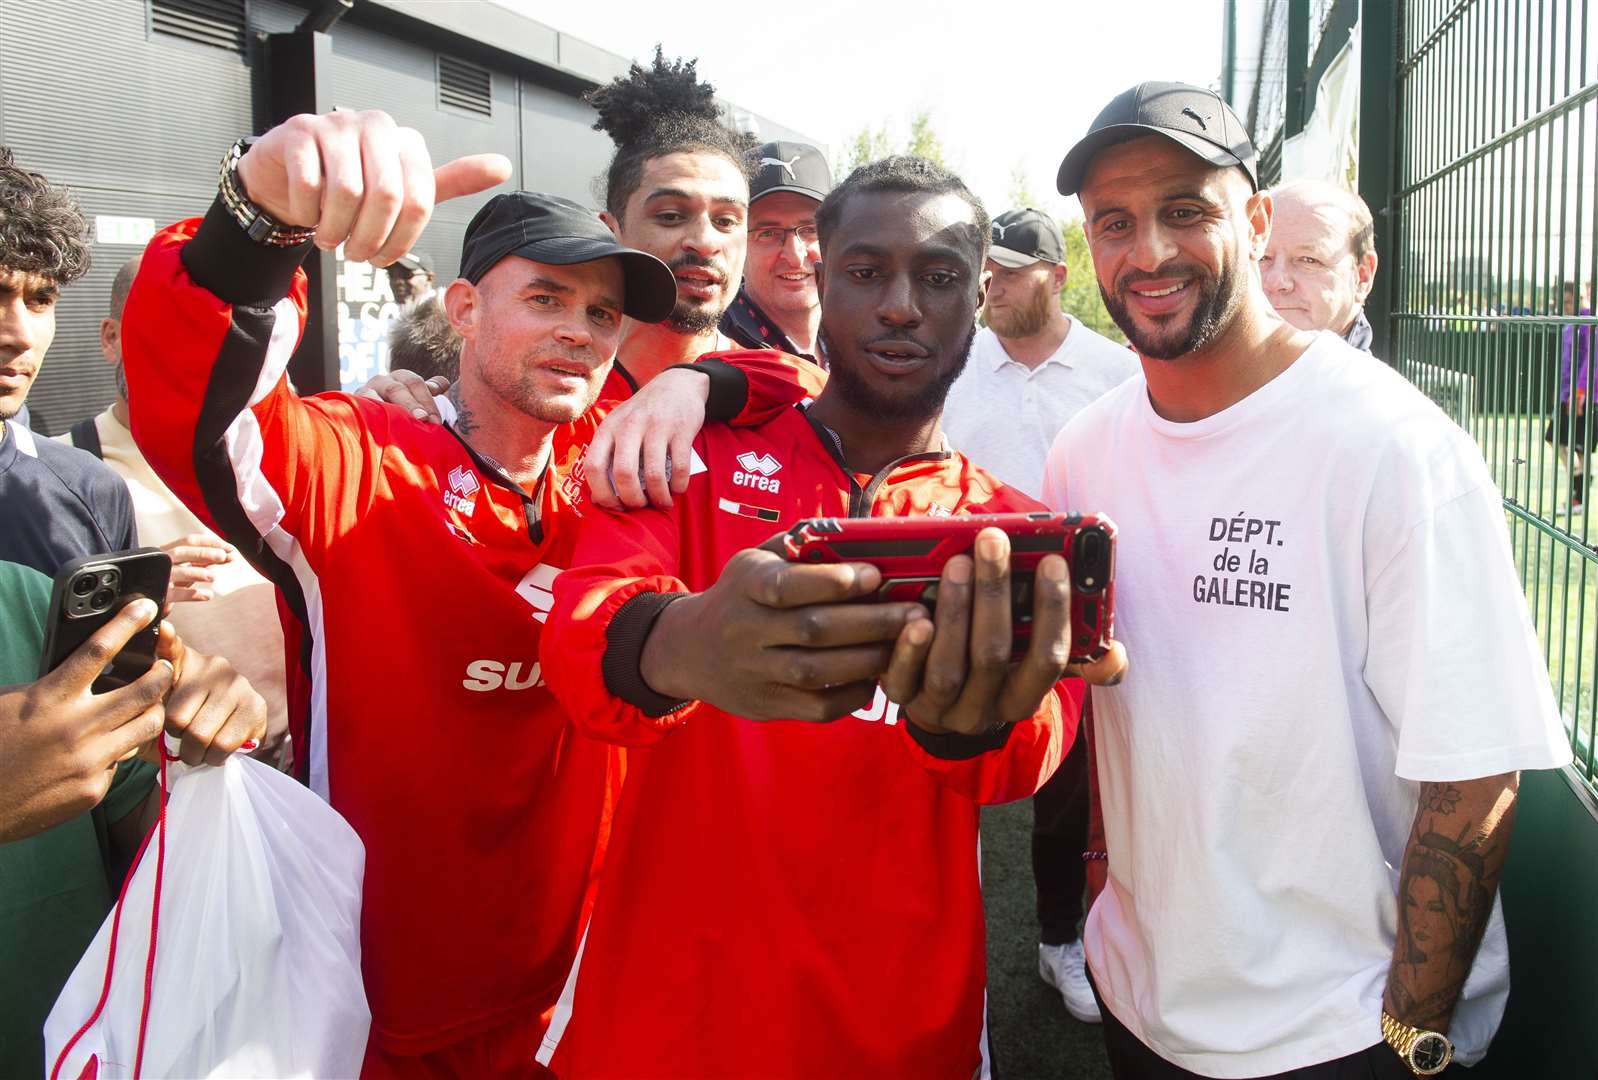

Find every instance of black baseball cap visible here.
[1057,82,1258,196]
[749,141,833,204]
[988,208,1064,269]
[391,251,434,275]
[459,192,676,323]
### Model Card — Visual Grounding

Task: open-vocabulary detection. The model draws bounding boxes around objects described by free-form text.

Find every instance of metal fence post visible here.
[1358,0,1399,363]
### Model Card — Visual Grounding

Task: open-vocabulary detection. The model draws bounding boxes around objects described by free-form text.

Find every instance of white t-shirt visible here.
[942,319,1137,499]
[1041,332,1570,1077]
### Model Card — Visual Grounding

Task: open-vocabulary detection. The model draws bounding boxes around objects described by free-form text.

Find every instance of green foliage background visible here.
[842,117,1126,345]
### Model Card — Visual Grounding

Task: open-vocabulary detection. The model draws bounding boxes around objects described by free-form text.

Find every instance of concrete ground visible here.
[981,800,1113,1080]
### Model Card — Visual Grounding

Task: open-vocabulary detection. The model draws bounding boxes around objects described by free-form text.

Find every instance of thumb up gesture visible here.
[236,109,512,265]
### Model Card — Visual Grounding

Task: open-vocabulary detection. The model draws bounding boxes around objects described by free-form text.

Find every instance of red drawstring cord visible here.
[47,748,174,1080]
[131,747,173,1077]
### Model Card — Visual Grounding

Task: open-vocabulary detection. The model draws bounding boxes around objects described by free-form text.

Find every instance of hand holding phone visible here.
[0,597,174,842]
[40,549,173,691]
[781,512,1117,664]
[874,527,1125,739]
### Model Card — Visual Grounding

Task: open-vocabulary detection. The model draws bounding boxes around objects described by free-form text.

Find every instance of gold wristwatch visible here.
[1380,1011,1454,1076]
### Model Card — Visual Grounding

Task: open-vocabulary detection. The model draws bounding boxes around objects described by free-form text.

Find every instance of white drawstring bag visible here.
[45,746,369,1079]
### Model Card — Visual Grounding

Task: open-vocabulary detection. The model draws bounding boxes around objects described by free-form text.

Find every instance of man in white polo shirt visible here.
[944,207,1136,499]
[943,206,1137,1026]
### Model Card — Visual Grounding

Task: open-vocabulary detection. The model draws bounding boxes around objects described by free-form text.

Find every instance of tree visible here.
[840,109,945,175]
[1059,219,1126,344]
[905,111,946,167]
[1006,164,1039,215]
[842,125,894,175]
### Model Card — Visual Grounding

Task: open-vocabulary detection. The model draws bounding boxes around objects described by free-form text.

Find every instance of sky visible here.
[498,0,1226,225]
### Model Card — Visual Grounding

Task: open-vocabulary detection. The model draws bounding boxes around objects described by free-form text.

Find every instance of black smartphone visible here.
[39,548,172,693]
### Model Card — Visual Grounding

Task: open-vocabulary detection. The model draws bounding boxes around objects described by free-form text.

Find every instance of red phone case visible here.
[781,512,1116,663]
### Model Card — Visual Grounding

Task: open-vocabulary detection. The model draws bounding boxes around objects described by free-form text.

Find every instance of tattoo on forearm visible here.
[1419,783,1461,815]
[449,385,477,437]
[1385,774,1517,1031]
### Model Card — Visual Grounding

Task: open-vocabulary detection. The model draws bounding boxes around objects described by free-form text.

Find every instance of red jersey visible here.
[539,399,1081,1079]
[120,210,817,1056]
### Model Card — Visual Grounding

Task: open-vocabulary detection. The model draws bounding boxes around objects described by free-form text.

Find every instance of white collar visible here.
[987,315,1077,372]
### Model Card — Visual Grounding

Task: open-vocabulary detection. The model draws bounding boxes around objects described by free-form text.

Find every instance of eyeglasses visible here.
[751,224,819,247]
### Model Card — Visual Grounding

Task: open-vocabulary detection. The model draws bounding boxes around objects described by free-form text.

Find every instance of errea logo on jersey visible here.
[443,464,481,515]
[516,563,562,623]
[733,451,783,493]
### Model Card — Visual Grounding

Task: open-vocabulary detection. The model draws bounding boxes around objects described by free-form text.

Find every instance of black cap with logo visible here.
[1056,81,1258,196]
[459,192,677,323]
[749,141,833,204]
[988,208,1064,269]
[391,251,434,275]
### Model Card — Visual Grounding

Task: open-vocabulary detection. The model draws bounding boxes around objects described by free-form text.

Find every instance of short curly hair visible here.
[0,145,91,286]
[816,155,990,263]
[586,47,753,219]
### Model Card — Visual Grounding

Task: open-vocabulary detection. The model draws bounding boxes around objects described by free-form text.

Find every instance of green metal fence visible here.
[1380,0,1598,791]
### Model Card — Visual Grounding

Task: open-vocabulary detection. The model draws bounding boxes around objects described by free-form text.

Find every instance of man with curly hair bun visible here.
[570,48,828,512]
[588,48,753,385]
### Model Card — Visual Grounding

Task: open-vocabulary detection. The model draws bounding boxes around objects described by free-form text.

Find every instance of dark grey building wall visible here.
[0,0,258,434]
[0,0,818,431]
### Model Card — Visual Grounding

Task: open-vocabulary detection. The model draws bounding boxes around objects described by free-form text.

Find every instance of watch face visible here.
[1411,1032,1452,1073]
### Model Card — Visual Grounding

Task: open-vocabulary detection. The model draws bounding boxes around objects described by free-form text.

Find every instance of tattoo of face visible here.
[449,384,478,437]
[1390,788,1503,1027]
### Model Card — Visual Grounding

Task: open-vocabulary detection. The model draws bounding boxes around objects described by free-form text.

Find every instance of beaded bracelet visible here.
[218,137,317,248]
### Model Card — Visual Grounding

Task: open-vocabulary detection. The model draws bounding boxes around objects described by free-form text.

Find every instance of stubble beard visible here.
[819,324,978,423]
[1100,256,1243,361]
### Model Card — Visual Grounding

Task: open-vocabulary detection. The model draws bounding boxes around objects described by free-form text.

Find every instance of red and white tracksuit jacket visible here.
[120,204,818,1058]
[539,400,1081,1079]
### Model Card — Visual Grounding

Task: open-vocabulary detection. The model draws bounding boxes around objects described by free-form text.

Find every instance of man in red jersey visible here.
[119,108,803,1078]
[539,156,1126,1079]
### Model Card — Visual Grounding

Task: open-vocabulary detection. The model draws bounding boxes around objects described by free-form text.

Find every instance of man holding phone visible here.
[536,156,1124,1079]
[0,144,267,1079]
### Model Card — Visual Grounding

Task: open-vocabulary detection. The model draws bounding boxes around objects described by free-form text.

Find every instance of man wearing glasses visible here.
[721,141,833,363]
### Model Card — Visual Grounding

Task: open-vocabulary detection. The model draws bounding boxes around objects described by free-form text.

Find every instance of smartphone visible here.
[781,512,1116,664]
[39,548,172,693]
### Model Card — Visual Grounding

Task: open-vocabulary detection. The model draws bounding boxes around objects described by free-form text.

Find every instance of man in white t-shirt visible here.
[944,206,1136,1025]
[1043,81,1571,1079]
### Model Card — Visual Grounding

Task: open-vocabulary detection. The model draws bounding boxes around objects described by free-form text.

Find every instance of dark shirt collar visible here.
[719,285,815,363]
[1342,307,1374,353]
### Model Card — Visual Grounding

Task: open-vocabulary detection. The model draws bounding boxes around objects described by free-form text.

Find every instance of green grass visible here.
[981,800,1113,1080]
[1463,410,1598,781]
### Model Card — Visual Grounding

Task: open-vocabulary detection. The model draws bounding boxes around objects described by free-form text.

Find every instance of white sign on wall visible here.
[95,215,156,246]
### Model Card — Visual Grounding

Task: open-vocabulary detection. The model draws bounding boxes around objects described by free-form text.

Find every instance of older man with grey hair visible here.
[1259,179,1379,352]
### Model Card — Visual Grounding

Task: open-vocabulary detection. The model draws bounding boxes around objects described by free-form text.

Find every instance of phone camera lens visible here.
[72,574,97,597]
[90,587,116,610]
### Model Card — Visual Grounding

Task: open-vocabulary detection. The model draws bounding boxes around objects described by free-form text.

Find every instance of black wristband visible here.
[601,591,694,717]
[903,718,1018,760]
[673,358,749,422]
[183,197,312,308]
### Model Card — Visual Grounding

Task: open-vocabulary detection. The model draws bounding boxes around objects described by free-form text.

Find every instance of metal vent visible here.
[150,0,247,53]
[438,54,492,117]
